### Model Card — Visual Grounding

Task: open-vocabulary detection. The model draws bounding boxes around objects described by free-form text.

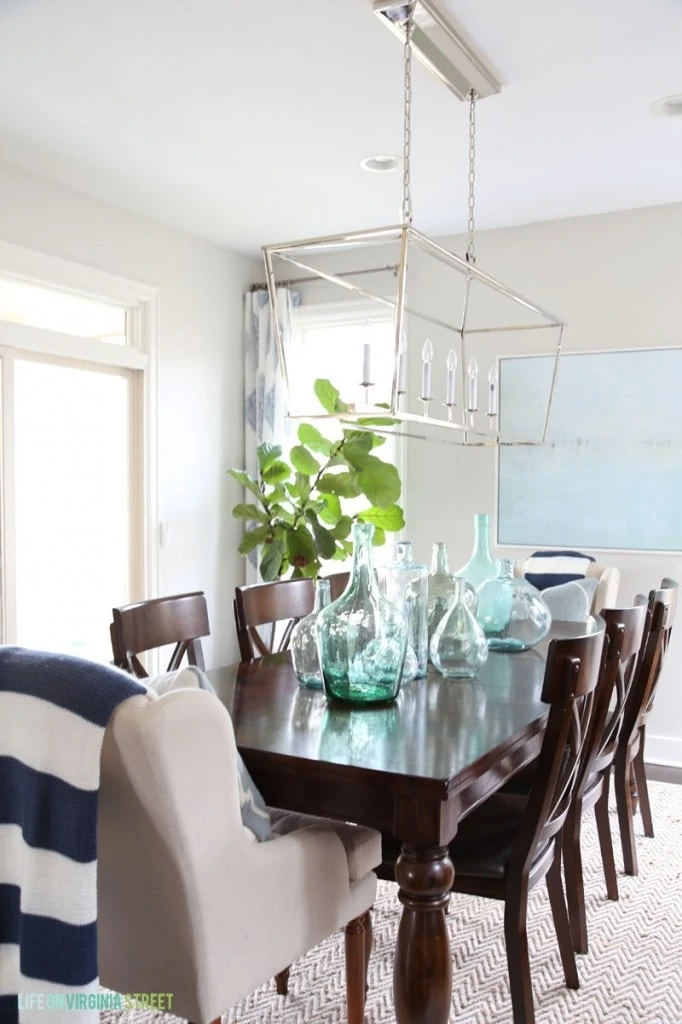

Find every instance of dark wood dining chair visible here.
[233,578,315,661]
[323,571,350,601]
[614,582,677,875]
[379,626,605,1024]
[110,591,210,679]
[562,606,647,953]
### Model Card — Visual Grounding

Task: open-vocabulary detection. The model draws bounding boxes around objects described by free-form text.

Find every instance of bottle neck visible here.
[396,540,413,565]
[431,542,450,575]
[473,515,493,561]
[352,523,375,585]
[314,578,331,612]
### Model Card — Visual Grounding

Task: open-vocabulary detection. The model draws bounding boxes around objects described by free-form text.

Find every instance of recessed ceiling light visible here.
[360,154,399,173]
[651,94,682,117]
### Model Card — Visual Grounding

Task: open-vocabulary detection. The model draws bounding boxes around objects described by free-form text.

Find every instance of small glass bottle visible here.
[456,513,499,590]
[316,522,408,706]
[427,542,476,647]
[290,577,331,689]
[477,559,552,652]
[379,540,429,679]
[430,577,488,679]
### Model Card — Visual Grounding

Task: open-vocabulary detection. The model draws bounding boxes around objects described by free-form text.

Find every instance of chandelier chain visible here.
[467,88,477,264]
[402,3,415,225]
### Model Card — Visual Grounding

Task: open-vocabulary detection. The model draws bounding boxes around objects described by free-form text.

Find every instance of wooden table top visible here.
[206,619,599,802]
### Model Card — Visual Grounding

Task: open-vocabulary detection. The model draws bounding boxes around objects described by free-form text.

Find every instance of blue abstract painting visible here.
[497,348,682,552]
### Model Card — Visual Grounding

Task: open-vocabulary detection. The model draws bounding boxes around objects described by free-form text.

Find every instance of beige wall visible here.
[0,160,260,666]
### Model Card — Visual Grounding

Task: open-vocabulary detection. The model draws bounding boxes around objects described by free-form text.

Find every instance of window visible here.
[291,301,406,564]
[0,247,157,662]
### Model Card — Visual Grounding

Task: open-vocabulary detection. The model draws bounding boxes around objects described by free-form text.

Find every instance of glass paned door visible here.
[12,356,134,661]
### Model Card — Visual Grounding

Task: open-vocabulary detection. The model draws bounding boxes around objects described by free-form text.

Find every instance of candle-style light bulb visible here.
[362,340,372,386]
[467,356,478,412]
[397,329,407,394]
[488,364,498,416]
[446,349,457,406]
[421,338,433,401]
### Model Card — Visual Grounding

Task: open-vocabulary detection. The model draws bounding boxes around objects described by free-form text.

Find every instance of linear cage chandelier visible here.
[262,0,565,447]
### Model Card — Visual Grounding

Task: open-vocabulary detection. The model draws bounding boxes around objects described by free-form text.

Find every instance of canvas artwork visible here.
[497,348,682,552]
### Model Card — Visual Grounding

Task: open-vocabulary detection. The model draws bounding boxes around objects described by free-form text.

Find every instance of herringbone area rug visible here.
[103,780,682,1024]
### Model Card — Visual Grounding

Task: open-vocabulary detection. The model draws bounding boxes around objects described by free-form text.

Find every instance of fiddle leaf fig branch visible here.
[229,378,404,581]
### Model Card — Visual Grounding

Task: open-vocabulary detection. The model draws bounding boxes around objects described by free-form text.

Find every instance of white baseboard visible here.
[645,733,682,768]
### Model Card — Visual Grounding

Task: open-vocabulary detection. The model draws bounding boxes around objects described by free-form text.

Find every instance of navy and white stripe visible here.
[524,549,595,591]
[0,646,146,1023]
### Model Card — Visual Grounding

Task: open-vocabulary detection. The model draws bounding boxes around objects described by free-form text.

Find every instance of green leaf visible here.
[357,504,405,532]
[357,457,401,508]
[298,423,333,456]
[341,431,373,470]
[238,524,270,555]
[356,416,399,427]
[257,442,283,471]
[314,378,349,415]
[372,527,386,547]
[305,511,337,560]
[317,472,362,499]
[290,445,320,476]
[262,460,291,484]
[228,468,261,500]
[286,526,317,567]
[331,515,353,540]
[232,503,268,522]
[269,504,295,526]
[260,539,285,581]
[319,492,342,525]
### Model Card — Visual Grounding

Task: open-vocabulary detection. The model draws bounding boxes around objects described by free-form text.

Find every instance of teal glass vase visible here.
[476,559,552,652]
[430,577,488,679]
[456,513,499,590]
[427,542,476,649]
[290,577,331,689]
[379,540,428,680]
[316,522,408,706]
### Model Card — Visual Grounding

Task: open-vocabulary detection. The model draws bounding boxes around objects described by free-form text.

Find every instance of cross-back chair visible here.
[615,581,677,875]
[562,606,646,953]
[379,625,605,1024]
[233,578,315,662]
[110,591,210,679]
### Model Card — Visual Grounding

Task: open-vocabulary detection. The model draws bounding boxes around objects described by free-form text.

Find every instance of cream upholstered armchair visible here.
[97,688,379,1024]
[513,557,619,614]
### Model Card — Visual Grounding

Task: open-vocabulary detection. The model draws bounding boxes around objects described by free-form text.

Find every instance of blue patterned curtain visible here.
[243,286,300,581]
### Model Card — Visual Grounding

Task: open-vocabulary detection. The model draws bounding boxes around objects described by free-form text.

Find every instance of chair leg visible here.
[345,912,368,1024]
[614,755,638,876]
[594,774,619,902]
[562,801,587,954]
[504,883,535,1024]
[546,843,580,990]
[633,738,654,838]
[363,909,373,995]
[275,967,290,995]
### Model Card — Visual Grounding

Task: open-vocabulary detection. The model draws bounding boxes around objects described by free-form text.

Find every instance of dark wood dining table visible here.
[207,621,594,1024]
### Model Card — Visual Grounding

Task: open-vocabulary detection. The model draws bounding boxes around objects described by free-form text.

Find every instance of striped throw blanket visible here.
[0,646,146,1023]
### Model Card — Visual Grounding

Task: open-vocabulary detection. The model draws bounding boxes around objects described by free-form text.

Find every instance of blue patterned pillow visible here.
[525,550,595,591]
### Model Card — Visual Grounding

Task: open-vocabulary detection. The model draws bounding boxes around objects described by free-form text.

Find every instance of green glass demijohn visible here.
[456,513,499,590]
[476,558,552,652]
[290,577,332,689]
[316,521,408,706]
[430,576,489,679]
[427,542,476,648]
[379,540,429,680]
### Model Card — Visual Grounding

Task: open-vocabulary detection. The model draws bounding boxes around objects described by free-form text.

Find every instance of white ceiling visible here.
[1,0,681,255]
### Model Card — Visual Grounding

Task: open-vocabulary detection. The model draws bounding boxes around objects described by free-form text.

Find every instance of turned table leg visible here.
[393,844,455,1024]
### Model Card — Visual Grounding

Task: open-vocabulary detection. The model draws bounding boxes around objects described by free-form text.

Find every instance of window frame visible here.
[0,240,159,646]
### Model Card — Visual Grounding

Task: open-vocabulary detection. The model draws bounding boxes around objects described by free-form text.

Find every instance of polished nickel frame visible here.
[263,223,566,447]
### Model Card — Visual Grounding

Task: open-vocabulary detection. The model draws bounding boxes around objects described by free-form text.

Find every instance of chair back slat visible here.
[510,626,605,877]
[324,572,350,601]
[620,598,669,749]
[111,592,210,678]
[234,579,315,661]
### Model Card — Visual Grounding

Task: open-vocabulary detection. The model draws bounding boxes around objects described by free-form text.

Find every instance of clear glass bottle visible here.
[290,577,331,689]
[316,522,408,706]
[456,513,499,591]
[476,559,552,652]
[379,540,428,680]
[430,577,489,679]
[427,542,476,647]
